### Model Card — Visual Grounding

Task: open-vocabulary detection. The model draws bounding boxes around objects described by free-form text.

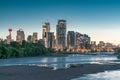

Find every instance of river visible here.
[0,52,120,80]
[72,70,120,80]
[0,52,119,67]
[0,52,120,67]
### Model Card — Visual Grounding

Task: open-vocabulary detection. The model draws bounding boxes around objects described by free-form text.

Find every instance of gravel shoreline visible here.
[0,63,120,80]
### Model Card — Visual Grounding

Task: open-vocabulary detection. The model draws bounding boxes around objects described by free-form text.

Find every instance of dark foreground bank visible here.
[0,63,120,80]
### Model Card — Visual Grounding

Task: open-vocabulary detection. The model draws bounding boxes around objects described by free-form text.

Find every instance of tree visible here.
[10,41,21,48]
[0,41,51,59]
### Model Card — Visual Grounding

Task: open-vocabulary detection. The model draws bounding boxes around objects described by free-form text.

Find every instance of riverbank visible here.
[0,63,120,80]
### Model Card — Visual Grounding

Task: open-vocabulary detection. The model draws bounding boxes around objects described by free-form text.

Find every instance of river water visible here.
[0,52,119,67]
[0,52,120,80]
[72,70,120,80]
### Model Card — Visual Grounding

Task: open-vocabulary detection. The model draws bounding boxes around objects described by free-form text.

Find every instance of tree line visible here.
[0,40,52,59]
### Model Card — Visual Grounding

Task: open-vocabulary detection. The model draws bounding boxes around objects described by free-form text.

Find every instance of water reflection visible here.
[40,58,48,62]
[0,52,119,68]
[72,70,120,80]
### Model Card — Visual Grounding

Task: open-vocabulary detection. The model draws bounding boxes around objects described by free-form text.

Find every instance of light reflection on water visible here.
[0,52,119,80]
[72,70,120,80]
[0,52,119,68]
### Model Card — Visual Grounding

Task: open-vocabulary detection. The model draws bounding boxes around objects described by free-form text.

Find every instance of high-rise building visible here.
[6,35,12,44]
[67,31,75,51]
[74,32,91,52]
[91,41,97,51]
[6,28,13,44]
[105,42,114,52]
[16,28,25,44]
[42,22,50,39]
[97,41,105,52]
[74,32,83,49]
[82,34,91,49]
[38,39,45,46]
[27,32,38,43]
[91,41,96,47]
[27,35,33,42]
[33,32,38,43]
[98,41,105,48]
[47,32,55,48]
[56,20,66,51]
[42,22,50,47]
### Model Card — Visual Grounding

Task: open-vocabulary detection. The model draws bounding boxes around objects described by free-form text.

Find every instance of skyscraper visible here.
[67,31,75,51]
[74,32,83,49]
[47,32,55,48]
[82,34,91,49]
[6,35,12,44]
[16,28,25,44]
[74,32,91,52]
[56,20,66,51]
[27,35,33,42]
[42,22,50,48]
[33,32,38,43]
[42,22,50,39]
[91,41,97,51]
[6,28,13,44]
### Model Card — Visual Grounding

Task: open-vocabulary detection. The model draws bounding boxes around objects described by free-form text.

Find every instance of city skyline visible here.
[0,0,120,45]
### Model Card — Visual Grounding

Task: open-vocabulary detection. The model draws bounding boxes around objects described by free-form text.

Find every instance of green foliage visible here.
[0,41,51,59]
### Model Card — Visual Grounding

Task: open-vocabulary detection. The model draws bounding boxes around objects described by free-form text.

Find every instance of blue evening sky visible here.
[0,0,120,44]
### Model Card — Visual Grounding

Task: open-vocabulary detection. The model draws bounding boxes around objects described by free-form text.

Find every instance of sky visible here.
[0,0,120,45]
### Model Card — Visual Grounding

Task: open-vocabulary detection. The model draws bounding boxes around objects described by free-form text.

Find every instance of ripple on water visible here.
[72,70,120,80]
